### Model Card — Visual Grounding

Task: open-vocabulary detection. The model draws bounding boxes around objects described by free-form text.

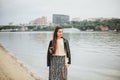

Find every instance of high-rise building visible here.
[53,14,69,25]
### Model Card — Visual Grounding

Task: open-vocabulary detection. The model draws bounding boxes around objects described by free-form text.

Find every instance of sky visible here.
[0,0,120,25]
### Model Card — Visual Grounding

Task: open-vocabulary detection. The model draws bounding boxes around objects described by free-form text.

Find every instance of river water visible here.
[0,31,120,80]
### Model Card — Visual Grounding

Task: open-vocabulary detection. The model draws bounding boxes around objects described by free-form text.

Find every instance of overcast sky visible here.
[0,0,120,25]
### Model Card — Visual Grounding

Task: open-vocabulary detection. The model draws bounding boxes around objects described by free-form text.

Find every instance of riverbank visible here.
[0,44,43,80]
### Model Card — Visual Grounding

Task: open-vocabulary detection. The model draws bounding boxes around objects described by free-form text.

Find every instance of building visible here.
[30,16,47,26]
[72,17,83,22]
[53,14,69,25]
[100,26,109,31]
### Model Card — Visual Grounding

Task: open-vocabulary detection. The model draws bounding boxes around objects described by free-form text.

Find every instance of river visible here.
[0,31,120,80]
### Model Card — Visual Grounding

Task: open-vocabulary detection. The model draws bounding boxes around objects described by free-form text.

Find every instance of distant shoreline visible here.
[1,29,119,33]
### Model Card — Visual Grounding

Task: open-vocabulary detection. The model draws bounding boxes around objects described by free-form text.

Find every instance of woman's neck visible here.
[57,37,62,39]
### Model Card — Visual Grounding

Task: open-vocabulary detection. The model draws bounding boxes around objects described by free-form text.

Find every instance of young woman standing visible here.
[47,26,71,80]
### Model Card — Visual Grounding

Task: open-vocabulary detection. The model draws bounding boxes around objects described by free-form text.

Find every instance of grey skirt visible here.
[49,56,67,80]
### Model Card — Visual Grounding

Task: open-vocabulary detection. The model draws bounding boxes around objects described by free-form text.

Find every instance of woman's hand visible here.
[65,63,69,68]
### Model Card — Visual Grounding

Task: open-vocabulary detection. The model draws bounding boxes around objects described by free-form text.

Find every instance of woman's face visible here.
[57,29,63,38]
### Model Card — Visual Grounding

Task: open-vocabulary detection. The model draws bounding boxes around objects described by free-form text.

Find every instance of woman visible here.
[47,26,71,80]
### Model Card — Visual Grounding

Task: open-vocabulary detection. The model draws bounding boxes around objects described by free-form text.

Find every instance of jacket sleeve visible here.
[66,39,71,64]
[47,40,52,67]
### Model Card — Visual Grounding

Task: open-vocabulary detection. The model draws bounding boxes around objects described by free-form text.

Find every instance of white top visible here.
[55,38,68,63]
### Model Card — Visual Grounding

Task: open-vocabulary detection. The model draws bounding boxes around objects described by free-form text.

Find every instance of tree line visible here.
[61,18,120,31]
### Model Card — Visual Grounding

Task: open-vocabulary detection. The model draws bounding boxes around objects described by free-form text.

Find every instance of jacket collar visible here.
[61,37,67,43]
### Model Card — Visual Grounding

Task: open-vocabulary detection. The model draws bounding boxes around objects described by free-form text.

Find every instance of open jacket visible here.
[47,37,71,67]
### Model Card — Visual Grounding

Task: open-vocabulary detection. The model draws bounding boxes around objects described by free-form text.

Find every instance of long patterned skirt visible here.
[49,56,67,80]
